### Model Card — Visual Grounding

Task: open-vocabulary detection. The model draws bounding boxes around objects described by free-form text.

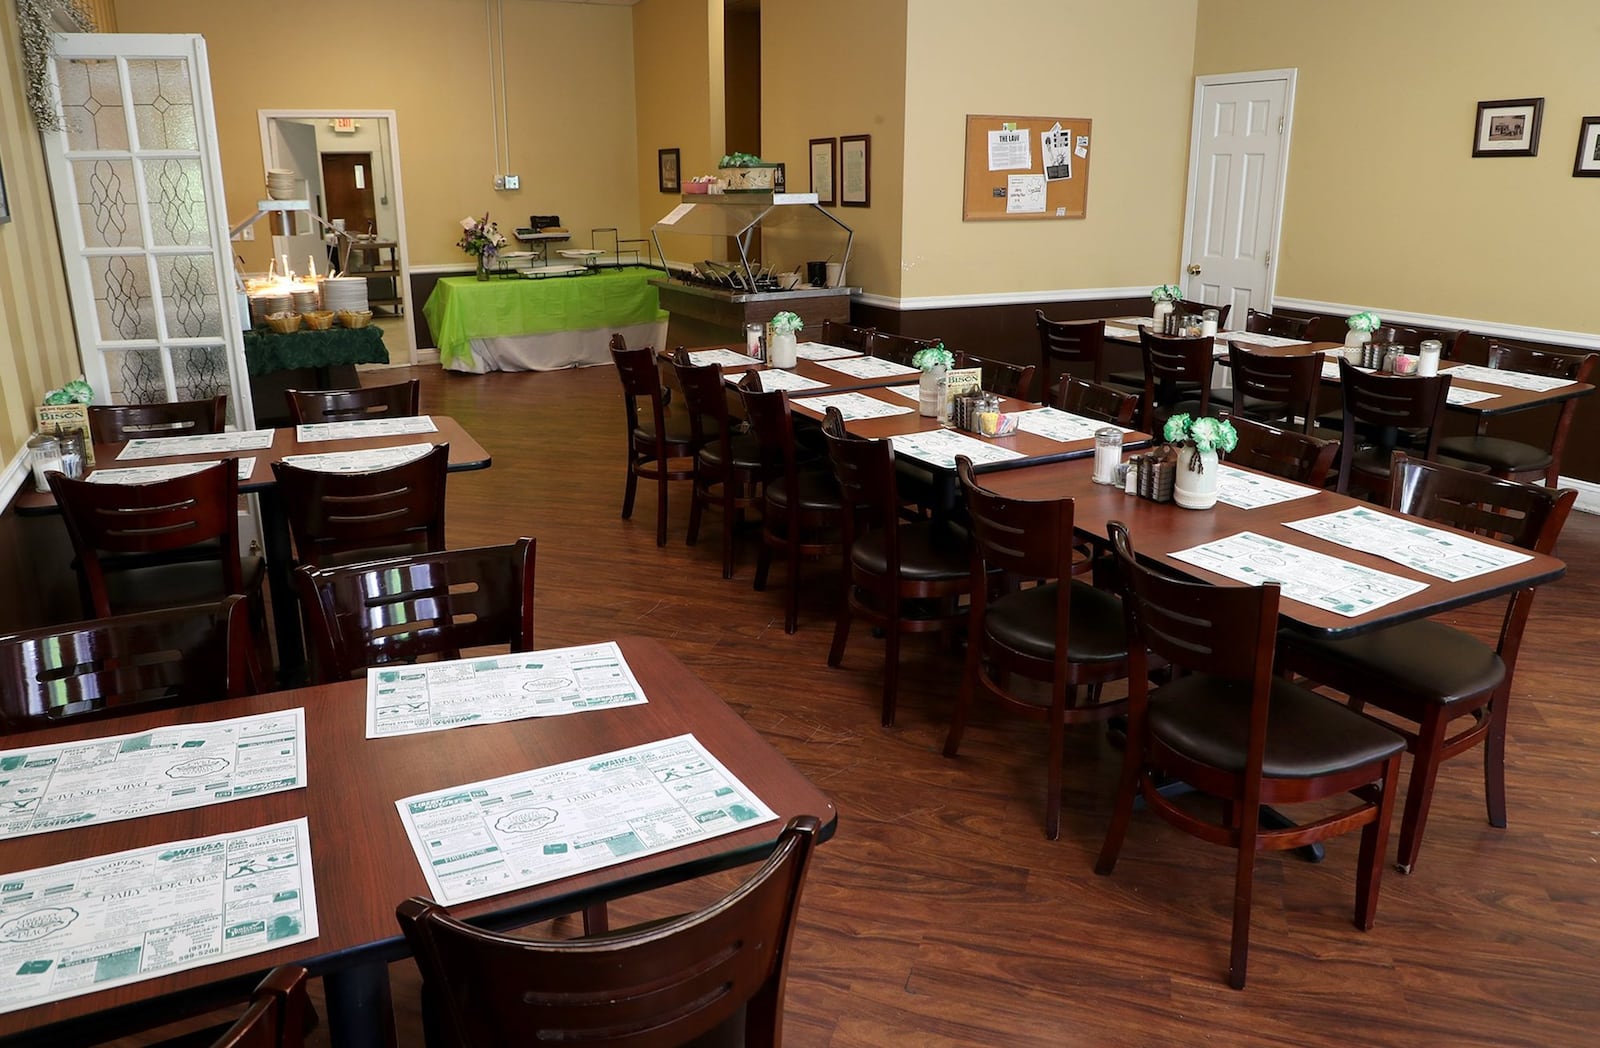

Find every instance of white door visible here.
[1180,70,1295,323]
[40,34,254,426]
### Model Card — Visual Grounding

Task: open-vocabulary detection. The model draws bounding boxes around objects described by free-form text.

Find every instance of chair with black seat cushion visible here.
[953,351,1037,400]
[1243,308,1317,341]
[1278,455,1576,874]
[1036,312,1108,401]
[1334,358,1454,503]
[88,395,227,443]
[271,442,449,570]
[669,349,764,578]
[1137,327,1216,433]
[820,318,875,352]
[1213,343,1322,432]
[610,339,696,546]
[397,815,822,1048]
[1226,416,1340,488]
[738,374,848,633]
[0,595,254,734]
[946,457,1132,839]
[1053,377,1139,425]
[821,407,970,726]
[285,379,420,425]
[1096,522,1404,989]
[1437,342,1597,486]
[867,330,938,367]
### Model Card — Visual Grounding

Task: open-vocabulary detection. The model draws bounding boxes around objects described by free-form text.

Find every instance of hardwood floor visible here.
[141,362,1600,1046]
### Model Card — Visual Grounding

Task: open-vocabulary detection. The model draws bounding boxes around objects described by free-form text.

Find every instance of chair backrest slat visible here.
[1036,311,1107,395]
[1053,377,1138,424]
[271,443,449,569]
[1227,343,1322,433]
[286,380,420,426]
[89,396,228,443]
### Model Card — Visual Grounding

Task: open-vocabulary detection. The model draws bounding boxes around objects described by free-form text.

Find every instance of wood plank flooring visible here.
[141,362,1600,1046]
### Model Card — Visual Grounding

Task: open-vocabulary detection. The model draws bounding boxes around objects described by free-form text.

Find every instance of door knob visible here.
[1187,263,1202,275]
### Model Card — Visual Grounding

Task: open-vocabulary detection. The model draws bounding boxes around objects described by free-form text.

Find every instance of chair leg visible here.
[1355,756,1400,931]
[1226,805,1261,990]
[621,460,638,521]
[1044,694,1066,840]
[827,585,852,669]
[720,484,736,580]
[1395,710,1449,874]
[753,530,773,593]
[881,620,901,728]
[1094,736,1143,876]
[581,902,608,936]
[654,468,669,547]
[783,538,801,634]
[943,635,983,759]
[686,480,704,547]
[1483,691,1511,829]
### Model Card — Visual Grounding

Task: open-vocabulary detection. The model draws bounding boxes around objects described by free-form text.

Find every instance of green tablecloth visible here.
[423,267,668,371]
[242,326,389,376]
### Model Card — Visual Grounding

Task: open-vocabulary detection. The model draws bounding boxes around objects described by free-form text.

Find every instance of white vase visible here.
[1151,300,1175,333]
[1172,446,1220,510]
[1344,328,1370,363]
[918,366,946,418]
[768,330,798,369]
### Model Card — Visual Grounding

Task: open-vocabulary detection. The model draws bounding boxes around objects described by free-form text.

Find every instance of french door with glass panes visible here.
[41,34,253,426]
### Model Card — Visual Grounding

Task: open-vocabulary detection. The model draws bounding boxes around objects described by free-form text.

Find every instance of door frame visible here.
[257,108,416,364]
[1179,68,1297,311]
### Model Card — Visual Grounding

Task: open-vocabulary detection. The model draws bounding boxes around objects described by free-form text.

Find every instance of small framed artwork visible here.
[658,148,680,193]
[1472,97,1543,157]
[809,137,836,206]
[1573,116,1600,177]
[841,134,870,207]
[0,151,10,224]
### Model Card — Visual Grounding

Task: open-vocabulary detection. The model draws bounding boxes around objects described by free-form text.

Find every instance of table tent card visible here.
[89,458,254,484]
[117,430,275,461]
[1285,506,1532,582]
[789,392,914,421]
[294,416,438,442]
[889,429,1025,469]
[1169,530,1427,617]
[280,443,435,475]
[1013,407,1131,443]
[1214,465,1321,510]
[794,342,862,361]
[813,356,921,379]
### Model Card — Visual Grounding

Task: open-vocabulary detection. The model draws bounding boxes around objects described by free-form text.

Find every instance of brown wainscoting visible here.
[411,268,473,350]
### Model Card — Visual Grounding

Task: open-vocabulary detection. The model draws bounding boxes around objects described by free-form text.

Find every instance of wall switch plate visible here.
[503,174,520,190]
[493,175,505,189]
[239,225,254,240]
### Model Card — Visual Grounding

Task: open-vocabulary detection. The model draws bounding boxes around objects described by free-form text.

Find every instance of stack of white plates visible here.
[320,276,368,313]
[249,292,292,322]
[266,168,298,201]
[291,288,321,313]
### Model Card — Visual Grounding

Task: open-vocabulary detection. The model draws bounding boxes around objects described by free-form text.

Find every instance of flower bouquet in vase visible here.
[1344,310,1381,361]
[1151,284,1184,332]
[458,214,507,280]
[912,342,955,418]
[1163,412,1238,510]
[768,311,803,368]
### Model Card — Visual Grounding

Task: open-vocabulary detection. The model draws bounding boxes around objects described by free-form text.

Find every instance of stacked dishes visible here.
[291,287,321,314]
[249,291,292,324]
[266,169,298,200]
[320,276,368,314]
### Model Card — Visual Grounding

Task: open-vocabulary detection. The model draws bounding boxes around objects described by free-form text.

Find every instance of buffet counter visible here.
[649,279,855,347]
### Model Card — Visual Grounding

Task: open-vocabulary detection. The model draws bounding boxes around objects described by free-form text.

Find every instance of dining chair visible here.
[397,815,822,1048]
[88,395,227,443]
[1052,377,1139,425]
[867,330,939,367]
[1225,416,1340,488]
[1097,522,1404,989]
[0,595,254,734]
[820,407,970,727]
[1176,298,1231,329]
[1436,343,1597,485]
[1277,456,1577,874]
[1214,343,1322,432]
[1368,323,1464,355]
[947,457,1133,839]
[738,373,848,633]
[270,442,449,569]
[209,965,310,1048]
[669,348,764,578]
[1137,327,1216,433]
[285,379,421,425]
[950,351,1034,400]
[820,318,875,352]
[1244,308,1317,341]
[610,340,696,547]
[1334,358,1453,503]
[1302,315,1350,344]
[1036,311,1108,400]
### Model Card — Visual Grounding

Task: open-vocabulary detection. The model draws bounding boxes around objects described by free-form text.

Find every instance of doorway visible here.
[321,152,377,235]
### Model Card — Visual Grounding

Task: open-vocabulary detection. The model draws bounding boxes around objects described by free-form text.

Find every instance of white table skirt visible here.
[444,319,668,374]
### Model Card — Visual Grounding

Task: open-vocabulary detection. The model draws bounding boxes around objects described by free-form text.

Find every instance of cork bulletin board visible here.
[962,113,1093,221]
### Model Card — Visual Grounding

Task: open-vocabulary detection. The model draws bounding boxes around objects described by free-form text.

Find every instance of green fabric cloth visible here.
[242,326,389,376]
[423,266,668,370]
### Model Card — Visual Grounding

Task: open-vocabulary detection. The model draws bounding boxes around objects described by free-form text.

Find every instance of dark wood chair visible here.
[209,965,309,1048]
[954,351,1037,400]
[670,349,764,578]
[285,379,420,425]
[1278,456,1577,874]
[946,457,1132,839]
[1437,343,1597,485]
[820,407,970,726]
[610,339,696,547]
[1368,323,1463,355]
[397,815,822,1048]
[270,442,449,569]
[1243,308,1316,340]
[1097,522,1404,989]
[1137,327,1216,433]
[820,318,875,352]
[1036,311,1108,400]
[1053,377,1139,424]
[1214,343,1322,432]
[0,595,254,734]
[866,330,938,367]
[88,395,227,443]
[1226,416,1340,488]
[738,374,848,634]
[1334,358,1452,503]
[1303,316,1351,344]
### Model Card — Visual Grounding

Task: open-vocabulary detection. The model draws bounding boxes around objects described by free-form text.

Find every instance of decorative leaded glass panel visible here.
[90,255,156,341]
[127,59,197,150]
[173,344,230,403]
[71,159,140,249]
[56,58,128,152]
[155,255,222,338]
[143,158,209,247]
[103,348,165,404]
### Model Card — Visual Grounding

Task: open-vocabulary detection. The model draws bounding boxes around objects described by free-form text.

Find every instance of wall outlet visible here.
[503,174,520,190]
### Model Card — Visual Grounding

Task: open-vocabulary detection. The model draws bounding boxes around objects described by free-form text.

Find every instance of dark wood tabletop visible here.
[0,635,837,1044]
[670,344,924,396]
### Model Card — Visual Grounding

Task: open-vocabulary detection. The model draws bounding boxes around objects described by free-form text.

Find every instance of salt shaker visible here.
[57,429,85,479]
[1200,308,1219,338]
[1418,339,1442,377]
[28,433,62,493]
[1092,427,1123,484]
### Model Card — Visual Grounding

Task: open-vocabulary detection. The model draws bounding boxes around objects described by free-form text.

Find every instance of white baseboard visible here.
[857,285,1149,312]
[1271,297,1600,353]
[1560,476,1600,514]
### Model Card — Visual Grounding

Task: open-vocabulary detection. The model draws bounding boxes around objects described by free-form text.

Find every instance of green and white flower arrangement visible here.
[770,311,804,336]
[1164,412,1238,473]
[719,152,765,168]
[911,342,954,371]
[1151,284,1184,303]
[1347,310,1382,333]
[43,377,93,406]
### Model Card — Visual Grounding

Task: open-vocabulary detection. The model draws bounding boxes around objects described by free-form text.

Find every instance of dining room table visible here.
[0,635,838,1048]
[11,416,493,686]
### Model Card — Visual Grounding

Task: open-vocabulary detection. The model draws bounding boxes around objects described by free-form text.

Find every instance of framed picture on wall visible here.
[1573,116,1600,177]
[1472,97,1543,157]
[809,138,836,206]
[658,148,681,193]
[841,134,870,207]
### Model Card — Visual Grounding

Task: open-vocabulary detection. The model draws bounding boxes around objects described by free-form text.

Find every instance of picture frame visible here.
[1573,116,1600,177]
[1472,97,1543,157]
[840,134,870,207]
[809,137,836,206]
[658,148,680,193]
[0,151,10,225]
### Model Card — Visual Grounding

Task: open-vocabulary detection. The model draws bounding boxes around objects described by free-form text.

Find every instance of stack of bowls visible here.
[266,169,299,200]
[320,276,368,314]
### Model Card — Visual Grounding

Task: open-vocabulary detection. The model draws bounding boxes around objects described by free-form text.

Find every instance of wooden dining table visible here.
[0,636,838,1048]
[12,416,493,685]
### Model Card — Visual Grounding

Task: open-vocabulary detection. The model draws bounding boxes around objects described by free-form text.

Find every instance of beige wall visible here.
[114,0,640,270]
[1196,0,1600,334]
[632,0,723,244]
[724,8,760,155]
[899,0,1199,300]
